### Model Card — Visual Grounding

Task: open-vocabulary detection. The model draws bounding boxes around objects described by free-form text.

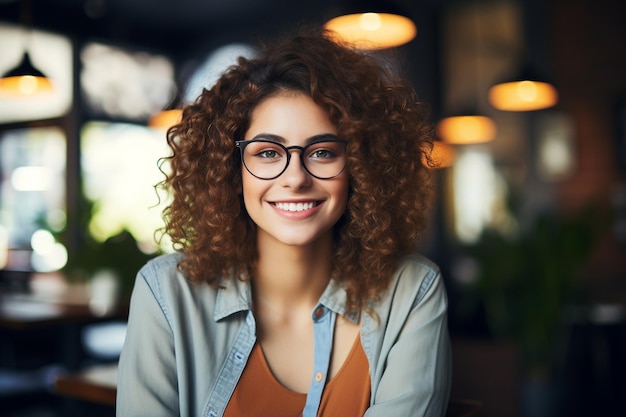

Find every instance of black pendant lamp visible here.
[488,0,558,112]
[0,51,52,96]
[0,0,52,96]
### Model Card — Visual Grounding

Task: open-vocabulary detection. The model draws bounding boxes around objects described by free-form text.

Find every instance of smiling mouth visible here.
[272,201,320,212]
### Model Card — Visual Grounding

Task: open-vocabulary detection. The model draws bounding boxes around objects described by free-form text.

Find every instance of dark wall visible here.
[551,0,626,300]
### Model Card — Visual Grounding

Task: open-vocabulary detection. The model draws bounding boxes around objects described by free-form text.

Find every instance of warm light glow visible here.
[148,108,182,130]
[437,115,496,144]
[488,80,558,111]
[325,12,417,50]
[0,74,53,96]
[0,26,72,122]
[428,141,456,168]
[360,13,382,31]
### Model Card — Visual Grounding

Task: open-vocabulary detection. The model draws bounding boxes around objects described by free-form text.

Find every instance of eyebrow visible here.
[249,133,341,144]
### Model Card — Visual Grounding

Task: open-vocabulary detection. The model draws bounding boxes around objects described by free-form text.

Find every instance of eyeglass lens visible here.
[239,139,346,180]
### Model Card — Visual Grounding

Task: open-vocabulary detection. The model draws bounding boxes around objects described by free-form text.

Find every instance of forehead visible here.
[245,92,337,142]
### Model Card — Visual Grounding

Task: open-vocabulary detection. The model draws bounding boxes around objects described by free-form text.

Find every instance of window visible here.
[81,42,175,121]
[0,127,66,270]
[80,121,171,254]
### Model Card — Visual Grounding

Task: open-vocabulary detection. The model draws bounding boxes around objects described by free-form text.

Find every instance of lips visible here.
[272,201,320,212]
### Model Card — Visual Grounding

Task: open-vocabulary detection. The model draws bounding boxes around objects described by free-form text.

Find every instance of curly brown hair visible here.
[160,26,435,312]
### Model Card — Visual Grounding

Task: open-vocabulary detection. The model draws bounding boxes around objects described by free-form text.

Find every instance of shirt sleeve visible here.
[365,268,452,417]
[116,268,180,416]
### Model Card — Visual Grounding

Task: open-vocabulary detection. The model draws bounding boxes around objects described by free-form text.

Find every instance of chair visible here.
[445,398,483,417]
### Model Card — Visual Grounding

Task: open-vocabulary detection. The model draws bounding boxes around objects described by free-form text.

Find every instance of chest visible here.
[224,331,370,417]
[257,311,361,393]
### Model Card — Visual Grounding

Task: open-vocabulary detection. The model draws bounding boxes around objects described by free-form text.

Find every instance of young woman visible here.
[117,27,451,417]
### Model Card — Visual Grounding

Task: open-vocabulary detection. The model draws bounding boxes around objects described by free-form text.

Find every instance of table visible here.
[1,296,102,329]
[0,293,127,370]
[0,293,127,332]
[54,363,117,406]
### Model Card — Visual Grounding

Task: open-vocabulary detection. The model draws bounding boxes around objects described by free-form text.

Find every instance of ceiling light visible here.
[324,11,417,50]
[488,79,558,111]
[488,65,558,111]
[1,0,52,96]
[437,115,496,145]
[0,51,52,96]
[148,108,182,131]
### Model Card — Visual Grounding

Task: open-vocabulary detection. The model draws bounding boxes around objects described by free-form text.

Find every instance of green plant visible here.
[463,206,606,375]
[59,197,156,300]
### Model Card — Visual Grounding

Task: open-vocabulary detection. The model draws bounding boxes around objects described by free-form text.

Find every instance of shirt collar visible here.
[213,272,360,324]
[213,271,252,321]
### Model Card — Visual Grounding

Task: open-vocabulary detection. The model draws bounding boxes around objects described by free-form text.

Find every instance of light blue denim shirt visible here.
[116,252,451,417]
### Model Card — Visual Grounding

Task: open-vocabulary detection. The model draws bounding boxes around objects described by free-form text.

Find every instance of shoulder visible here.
[376,253,444,311]
[133,252,215,319]
[140,251,185,278]
[137,252,188,295]
[133,252,250,323]
[395,253,441,280]
[395,254,442,292]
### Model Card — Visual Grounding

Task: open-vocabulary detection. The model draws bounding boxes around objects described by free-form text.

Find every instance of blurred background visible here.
[0,0,624,416]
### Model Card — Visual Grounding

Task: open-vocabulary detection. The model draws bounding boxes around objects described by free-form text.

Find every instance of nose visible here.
[279,150,312,189]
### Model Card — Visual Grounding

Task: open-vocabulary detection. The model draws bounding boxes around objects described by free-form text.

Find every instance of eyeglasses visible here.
[236,136,347,180]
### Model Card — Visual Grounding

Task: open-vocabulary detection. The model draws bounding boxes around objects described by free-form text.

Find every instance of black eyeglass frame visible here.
[235,138,348,180]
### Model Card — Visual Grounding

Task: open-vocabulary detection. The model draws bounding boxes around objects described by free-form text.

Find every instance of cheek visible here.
[241,174,253,207]
[333,176,350,212]
[241,171,265,210]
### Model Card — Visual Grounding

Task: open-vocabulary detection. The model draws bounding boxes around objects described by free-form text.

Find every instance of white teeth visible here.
[275,202,316,212]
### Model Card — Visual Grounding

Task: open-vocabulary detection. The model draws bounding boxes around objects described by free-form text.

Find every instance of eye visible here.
[310,149,335,159]
[246,141,286,160]
[307,141,345,161]
[257,149,281,159]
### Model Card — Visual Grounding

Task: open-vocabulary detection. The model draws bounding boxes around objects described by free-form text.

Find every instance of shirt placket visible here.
[302,304,336,417]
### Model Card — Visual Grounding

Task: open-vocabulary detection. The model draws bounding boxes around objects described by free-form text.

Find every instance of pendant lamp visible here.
[488,66,558,111]
[324,2,417,50]
[148,108,182,130]
[1,0,52,96]
[437,114,496,145]
[436,4,498,145]
[0,51,52,96]
[488,0,558,112]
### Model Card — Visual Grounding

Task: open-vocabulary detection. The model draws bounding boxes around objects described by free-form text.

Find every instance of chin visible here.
[263,229,333,249]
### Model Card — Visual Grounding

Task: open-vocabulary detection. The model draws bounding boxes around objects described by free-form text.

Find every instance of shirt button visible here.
[315,372,324,382]
[314,307,324,318]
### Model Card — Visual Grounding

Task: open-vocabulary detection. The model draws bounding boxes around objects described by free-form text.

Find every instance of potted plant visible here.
[460,205,606,415]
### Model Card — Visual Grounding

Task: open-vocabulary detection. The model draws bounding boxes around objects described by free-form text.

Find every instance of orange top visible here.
[224,337,371,417]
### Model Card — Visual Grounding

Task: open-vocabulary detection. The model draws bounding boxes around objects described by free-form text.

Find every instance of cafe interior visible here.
[0,0,624,416]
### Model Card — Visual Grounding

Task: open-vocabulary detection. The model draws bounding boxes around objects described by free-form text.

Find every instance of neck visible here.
[252,233,333,312]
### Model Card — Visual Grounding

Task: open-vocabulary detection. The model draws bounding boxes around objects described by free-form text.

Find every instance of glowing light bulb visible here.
[360,13,382,31]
